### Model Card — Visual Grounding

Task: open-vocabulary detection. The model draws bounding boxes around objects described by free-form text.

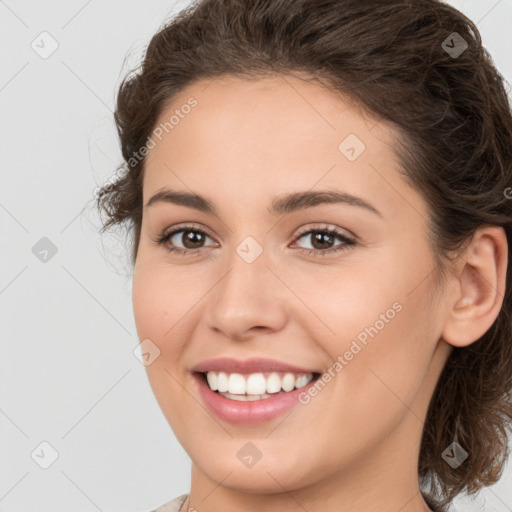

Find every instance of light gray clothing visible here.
[152,493,189,512]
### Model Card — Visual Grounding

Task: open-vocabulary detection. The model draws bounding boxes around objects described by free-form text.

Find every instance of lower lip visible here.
[192,372,319,424]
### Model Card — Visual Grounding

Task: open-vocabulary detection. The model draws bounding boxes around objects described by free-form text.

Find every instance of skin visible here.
[131,74,508,512]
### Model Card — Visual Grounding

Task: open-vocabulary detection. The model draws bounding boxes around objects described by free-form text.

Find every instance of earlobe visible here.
[441,226,508,348]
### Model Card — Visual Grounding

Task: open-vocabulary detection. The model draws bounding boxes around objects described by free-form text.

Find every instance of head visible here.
[96,0,512,509]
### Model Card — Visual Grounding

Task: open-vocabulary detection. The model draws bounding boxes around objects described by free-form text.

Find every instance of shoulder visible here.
[150,493,189,512]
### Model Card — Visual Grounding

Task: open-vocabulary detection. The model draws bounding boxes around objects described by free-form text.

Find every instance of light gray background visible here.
[1,1,511,511]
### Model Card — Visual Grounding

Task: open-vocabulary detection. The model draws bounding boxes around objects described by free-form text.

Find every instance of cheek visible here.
[132,261,200,344]
[296,252,436,417]
[132,262,196,395]
[132,262,200,426]
[291,293,434,471]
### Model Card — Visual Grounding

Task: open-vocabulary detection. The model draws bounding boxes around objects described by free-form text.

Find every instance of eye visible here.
[152,223,218,256]
[291,225,356,256]
[152,223,356,257]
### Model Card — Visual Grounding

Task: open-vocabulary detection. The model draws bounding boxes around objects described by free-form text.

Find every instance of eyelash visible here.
[152,223,356,257]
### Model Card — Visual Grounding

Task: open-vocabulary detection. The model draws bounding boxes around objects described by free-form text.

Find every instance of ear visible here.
[442,226,508,348]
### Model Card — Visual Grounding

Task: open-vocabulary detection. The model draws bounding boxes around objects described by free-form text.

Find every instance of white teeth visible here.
[266,372,282,393]
[281,373,296,392]
[246,373,267,394]
[206,371,218,391]
[217,372,229,392]
[294,374,310,388]
[219,392,268,401]
[204,371,314,396]
[228,373,246,394]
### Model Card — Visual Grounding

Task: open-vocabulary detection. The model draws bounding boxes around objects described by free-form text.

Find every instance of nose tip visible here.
[204,255,288,341]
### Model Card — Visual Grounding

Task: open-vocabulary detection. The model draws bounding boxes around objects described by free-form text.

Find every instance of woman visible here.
[96,0,512,510]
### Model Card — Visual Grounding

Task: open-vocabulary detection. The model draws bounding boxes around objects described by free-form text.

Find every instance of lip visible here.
[192,370,321,424]
[192,357,320,375]
[192,357,321,425]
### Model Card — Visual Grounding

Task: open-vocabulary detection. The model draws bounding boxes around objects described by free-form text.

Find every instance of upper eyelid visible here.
[164,223,216,241]
[294,223,355,239]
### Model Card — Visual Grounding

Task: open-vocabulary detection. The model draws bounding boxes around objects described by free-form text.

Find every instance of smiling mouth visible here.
[196,371,322,401]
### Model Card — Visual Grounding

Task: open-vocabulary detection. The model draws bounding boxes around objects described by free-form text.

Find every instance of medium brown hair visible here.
[95,0,512,509]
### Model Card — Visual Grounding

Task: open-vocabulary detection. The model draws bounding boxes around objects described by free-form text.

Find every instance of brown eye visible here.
[176,230,206,249]
[155,225,217,255]
[293,227,356,256]
[309,231,336,250]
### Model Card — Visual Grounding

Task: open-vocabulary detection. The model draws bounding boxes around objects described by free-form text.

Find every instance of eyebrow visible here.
[145,188,383,218]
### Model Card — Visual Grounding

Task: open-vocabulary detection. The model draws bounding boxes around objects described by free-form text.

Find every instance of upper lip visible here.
[192,357,320,375]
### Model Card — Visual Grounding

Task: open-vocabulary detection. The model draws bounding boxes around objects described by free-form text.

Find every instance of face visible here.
[132,74,451,501]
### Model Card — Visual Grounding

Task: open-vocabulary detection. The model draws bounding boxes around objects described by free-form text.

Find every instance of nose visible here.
[204,244,289,341]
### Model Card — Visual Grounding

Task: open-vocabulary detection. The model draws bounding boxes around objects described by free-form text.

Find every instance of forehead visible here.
[141,74,420,220]
[147,73,394,158]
